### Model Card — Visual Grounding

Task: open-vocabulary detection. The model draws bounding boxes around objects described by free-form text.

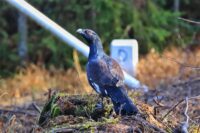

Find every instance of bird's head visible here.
[76,28,99,44]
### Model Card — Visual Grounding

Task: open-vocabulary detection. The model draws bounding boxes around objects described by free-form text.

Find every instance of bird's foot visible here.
[95,101,104,111]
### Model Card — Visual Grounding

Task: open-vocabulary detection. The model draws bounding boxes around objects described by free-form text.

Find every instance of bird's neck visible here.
[89,38,104,59]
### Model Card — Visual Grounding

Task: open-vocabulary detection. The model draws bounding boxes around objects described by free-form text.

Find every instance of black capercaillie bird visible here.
[77,28,138,115]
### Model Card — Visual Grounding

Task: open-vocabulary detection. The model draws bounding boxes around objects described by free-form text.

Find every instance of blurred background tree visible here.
[0,0,199,77]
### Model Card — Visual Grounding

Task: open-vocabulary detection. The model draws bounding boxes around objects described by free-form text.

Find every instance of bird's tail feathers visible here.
[106,86,138,115]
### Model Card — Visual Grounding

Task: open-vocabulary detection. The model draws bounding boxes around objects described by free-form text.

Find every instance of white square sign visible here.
[111,39,138,76]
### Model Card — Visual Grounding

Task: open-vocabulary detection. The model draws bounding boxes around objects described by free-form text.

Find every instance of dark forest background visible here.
[0,0,199,77]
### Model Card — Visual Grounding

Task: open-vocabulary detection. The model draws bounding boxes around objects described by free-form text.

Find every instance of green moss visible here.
[39,93,115,127]
[49,117,119,132]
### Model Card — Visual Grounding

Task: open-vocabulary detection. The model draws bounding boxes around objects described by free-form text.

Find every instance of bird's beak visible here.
[76,28,84,35]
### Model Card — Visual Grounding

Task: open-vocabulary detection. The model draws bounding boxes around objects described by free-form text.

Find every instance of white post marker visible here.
[111,39,138,76]
[111,39,148,92]
[6,0,148,92]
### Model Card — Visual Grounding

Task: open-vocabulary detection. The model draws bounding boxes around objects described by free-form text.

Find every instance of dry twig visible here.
[162,99,184,120]
[0,109,37,116]
[180,97,189,133]
[32,102,41,113]
[162,95,200,120]
[153,97,166,107]
[178,17,200,25]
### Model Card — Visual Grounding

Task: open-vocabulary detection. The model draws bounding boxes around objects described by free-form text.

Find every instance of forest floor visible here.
[0,47,199,132]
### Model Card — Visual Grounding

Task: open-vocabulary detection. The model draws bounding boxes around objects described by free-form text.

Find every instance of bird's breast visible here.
[86,60,102,79]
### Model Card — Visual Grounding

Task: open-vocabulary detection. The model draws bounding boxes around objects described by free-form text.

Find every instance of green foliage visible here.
[0,37,20,77]
[0,0,198,76]
[51,104,62,118]
[131,1,180,53]
[38,93,57,125]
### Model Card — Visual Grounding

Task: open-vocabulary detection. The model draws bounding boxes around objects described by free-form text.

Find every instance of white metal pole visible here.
[6,0,148,91]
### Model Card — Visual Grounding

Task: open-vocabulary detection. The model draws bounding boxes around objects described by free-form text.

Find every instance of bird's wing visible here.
[106,57,125,87]
[87,56,124,88]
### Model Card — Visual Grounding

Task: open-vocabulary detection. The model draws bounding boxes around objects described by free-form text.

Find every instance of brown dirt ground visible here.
[0,76,199,132]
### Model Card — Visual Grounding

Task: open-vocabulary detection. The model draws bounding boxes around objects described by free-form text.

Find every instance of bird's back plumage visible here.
[87,55,124,91]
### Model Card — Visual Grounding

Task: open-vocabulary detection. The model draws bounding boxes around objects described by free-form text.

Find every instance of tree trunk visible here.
[18,11,28,65]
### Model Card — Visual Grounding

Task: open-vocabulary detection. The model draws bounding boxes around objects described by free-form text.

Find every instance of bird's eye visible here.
[86,30,91,35]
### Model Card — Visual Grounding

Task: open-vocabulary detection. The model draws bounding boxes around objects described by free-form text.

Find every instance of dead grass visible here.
[0,50,92,105]
[137,47,200,88]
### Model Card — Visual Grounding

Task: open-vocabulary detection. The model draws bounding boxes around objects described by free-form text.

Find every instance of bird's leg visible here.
[95,95,104,110]
[101,96,104,108]
[98,95,104,108]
